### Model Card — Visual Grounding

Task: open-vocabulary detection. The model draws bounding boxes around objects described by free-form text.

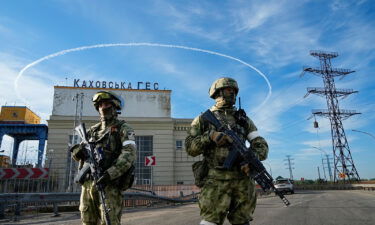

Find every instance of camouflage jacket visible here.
[185,106,268,179]
[72,119,136,181]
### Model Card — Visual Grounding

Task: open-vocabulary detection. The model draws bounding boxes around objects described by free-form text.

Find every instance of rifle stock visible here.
[201,110,290,206]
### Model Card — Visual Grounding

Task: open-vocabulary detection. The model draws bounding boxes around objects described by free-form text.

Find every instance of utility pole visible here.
[312,147,333,182]
[324,154,333,181]
[317,166,321,180]
[321,158,327,180]
[284,155,294,180]
[66,92,84,192]
[302,50,361,182]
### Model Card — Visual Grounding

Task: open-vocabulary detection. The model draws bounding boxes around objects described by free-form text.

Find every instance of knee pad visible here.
[200,220,217,225]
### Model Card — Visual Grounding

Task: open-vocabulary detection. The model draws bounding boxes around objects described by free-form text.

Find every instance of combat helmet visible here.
[92,91,122,111]
[208,77,239,99]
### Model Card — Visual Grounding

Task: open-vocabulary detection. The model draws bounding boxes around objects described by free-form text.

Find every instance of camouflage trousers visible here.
[199,177,257,225]
[79,180,123,225]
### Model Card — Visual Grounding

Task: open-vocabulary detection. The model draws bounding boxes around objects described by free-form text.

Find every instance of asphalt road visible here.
[1,190,374,225]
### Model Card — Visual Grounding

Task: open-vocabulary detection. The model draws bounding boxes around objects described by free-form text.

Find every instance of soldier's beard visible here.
[99,106,117,121]
[215,94,236,109]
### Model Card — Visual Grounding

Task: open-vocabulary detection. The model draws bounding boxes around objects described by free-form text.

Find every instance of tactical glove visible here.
[209,131,233,146]
[96,171,111,186]
[70,143,86,161]
[241,163,251,176]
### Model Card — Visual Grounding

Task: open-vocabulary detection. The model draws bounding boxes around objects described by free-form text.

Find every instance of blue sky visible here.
[0,0,374,180]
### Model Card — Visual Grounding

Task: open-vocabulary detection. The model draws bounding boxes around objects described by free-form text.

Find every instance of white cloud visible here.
[301,139,333,150]
[150,1,232,43]
[251,79,315,133]
[0,24,11,35]
[295,148,323,159]
[233,1,285,31]
[330,0,368,11]
[0,53,58,121]
[148,57,214,112]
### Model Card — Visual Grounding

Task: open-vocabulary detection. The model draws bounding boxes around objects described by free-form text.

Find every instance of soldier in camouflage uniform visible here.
[71,91,136,225]
[185,78,269,225]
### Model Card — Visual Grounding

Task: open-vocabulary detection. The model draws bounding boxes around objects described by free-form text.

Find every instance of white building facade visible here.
[47,86,198,191]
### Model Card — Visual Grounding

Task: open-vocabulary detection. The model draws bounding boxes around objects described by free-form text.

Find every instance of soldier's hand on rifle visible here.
[70,143,86,161]
[241,163,250,176]
[209,131,233,146]
[97,171,111,186]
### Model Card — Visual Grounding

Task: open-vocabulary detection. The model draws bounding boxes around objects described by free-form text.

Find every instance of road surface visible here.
[1,190,374,225]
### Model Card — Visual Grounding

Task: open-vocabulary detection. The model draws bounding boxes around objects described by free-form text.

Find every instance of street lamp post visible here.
[263,162,273,177]
[352,129,375,140]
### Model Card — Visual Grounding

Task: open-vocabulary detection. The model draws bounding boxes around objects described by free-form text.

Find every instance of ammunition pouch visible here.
[116,165,135,191]
[192,158,209,188]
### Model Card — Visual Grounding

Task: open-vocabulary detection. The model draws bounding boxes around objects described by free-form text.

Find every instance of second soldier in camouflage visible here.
[186,77,269,225]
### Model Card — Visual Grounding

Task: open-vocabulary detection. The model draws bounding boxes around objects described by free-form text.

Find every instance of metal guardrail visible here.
[0,192,197,204]
[0,191,198,220]
[294,185,375,191]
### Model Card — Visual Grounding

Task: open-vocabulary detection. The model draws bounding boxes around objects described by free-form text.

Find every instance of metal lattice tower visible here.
[302,50,360,182]
[284,155,295,180]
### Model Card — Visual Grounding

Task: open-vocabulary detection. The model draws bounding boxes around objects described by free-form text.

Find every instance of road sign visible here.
[145,156,156,166]
[0,168,49,179]
[339,173,346,178]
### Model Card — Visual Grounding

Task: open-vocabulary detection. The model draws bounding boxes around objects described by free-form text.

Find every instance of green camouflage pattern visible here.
[186,106,268,171]
[101,121,136,180]
[199,177,257,224]
[72,119,136,225]
[209,77,239,98]
[79,180,123,225]
[186,105,268,224]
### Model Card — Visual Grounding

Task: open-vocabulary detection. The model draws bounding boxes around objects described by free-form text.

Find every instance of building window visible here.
[177,181,184,185]
[135,136,153,185]
[176,140,183,150]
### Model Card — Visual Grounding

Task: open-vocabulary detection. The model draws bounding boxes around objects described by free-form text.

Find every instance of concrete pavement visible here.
[1,190,374,225]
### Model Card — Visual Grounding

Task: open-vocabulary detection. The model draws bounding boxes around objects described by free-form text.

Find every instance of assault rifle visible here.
[75,123,112,225]
[201,110,290,206]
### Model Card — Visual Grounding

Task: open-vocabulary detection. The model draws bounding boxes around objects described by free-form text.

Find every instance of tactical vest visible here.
[88,120,125,171]
[86,120,135,190]
[192,108,248,186]
[204,109,248,170]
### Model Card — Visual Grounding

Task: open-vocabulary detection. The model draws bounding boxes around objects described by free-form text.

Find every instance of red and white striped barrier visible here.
[0,168,49,179]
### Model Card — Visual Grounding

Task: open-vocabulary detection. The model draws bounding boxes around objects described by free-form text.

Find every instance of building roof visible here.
[54,86,172,93]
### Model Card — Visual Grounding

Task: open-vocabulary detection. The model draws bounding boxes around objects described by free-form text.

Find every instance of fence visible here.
[295,184,375,191]
[0,185,199,221]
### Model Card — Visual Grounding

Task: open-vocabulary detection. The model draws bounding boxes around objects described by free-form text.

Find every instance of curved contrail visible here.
[15,43,272,113]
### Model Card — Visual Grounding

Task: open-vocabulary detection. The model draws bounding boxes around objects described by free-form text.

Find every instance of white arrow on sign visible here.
[145,156,156,166]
